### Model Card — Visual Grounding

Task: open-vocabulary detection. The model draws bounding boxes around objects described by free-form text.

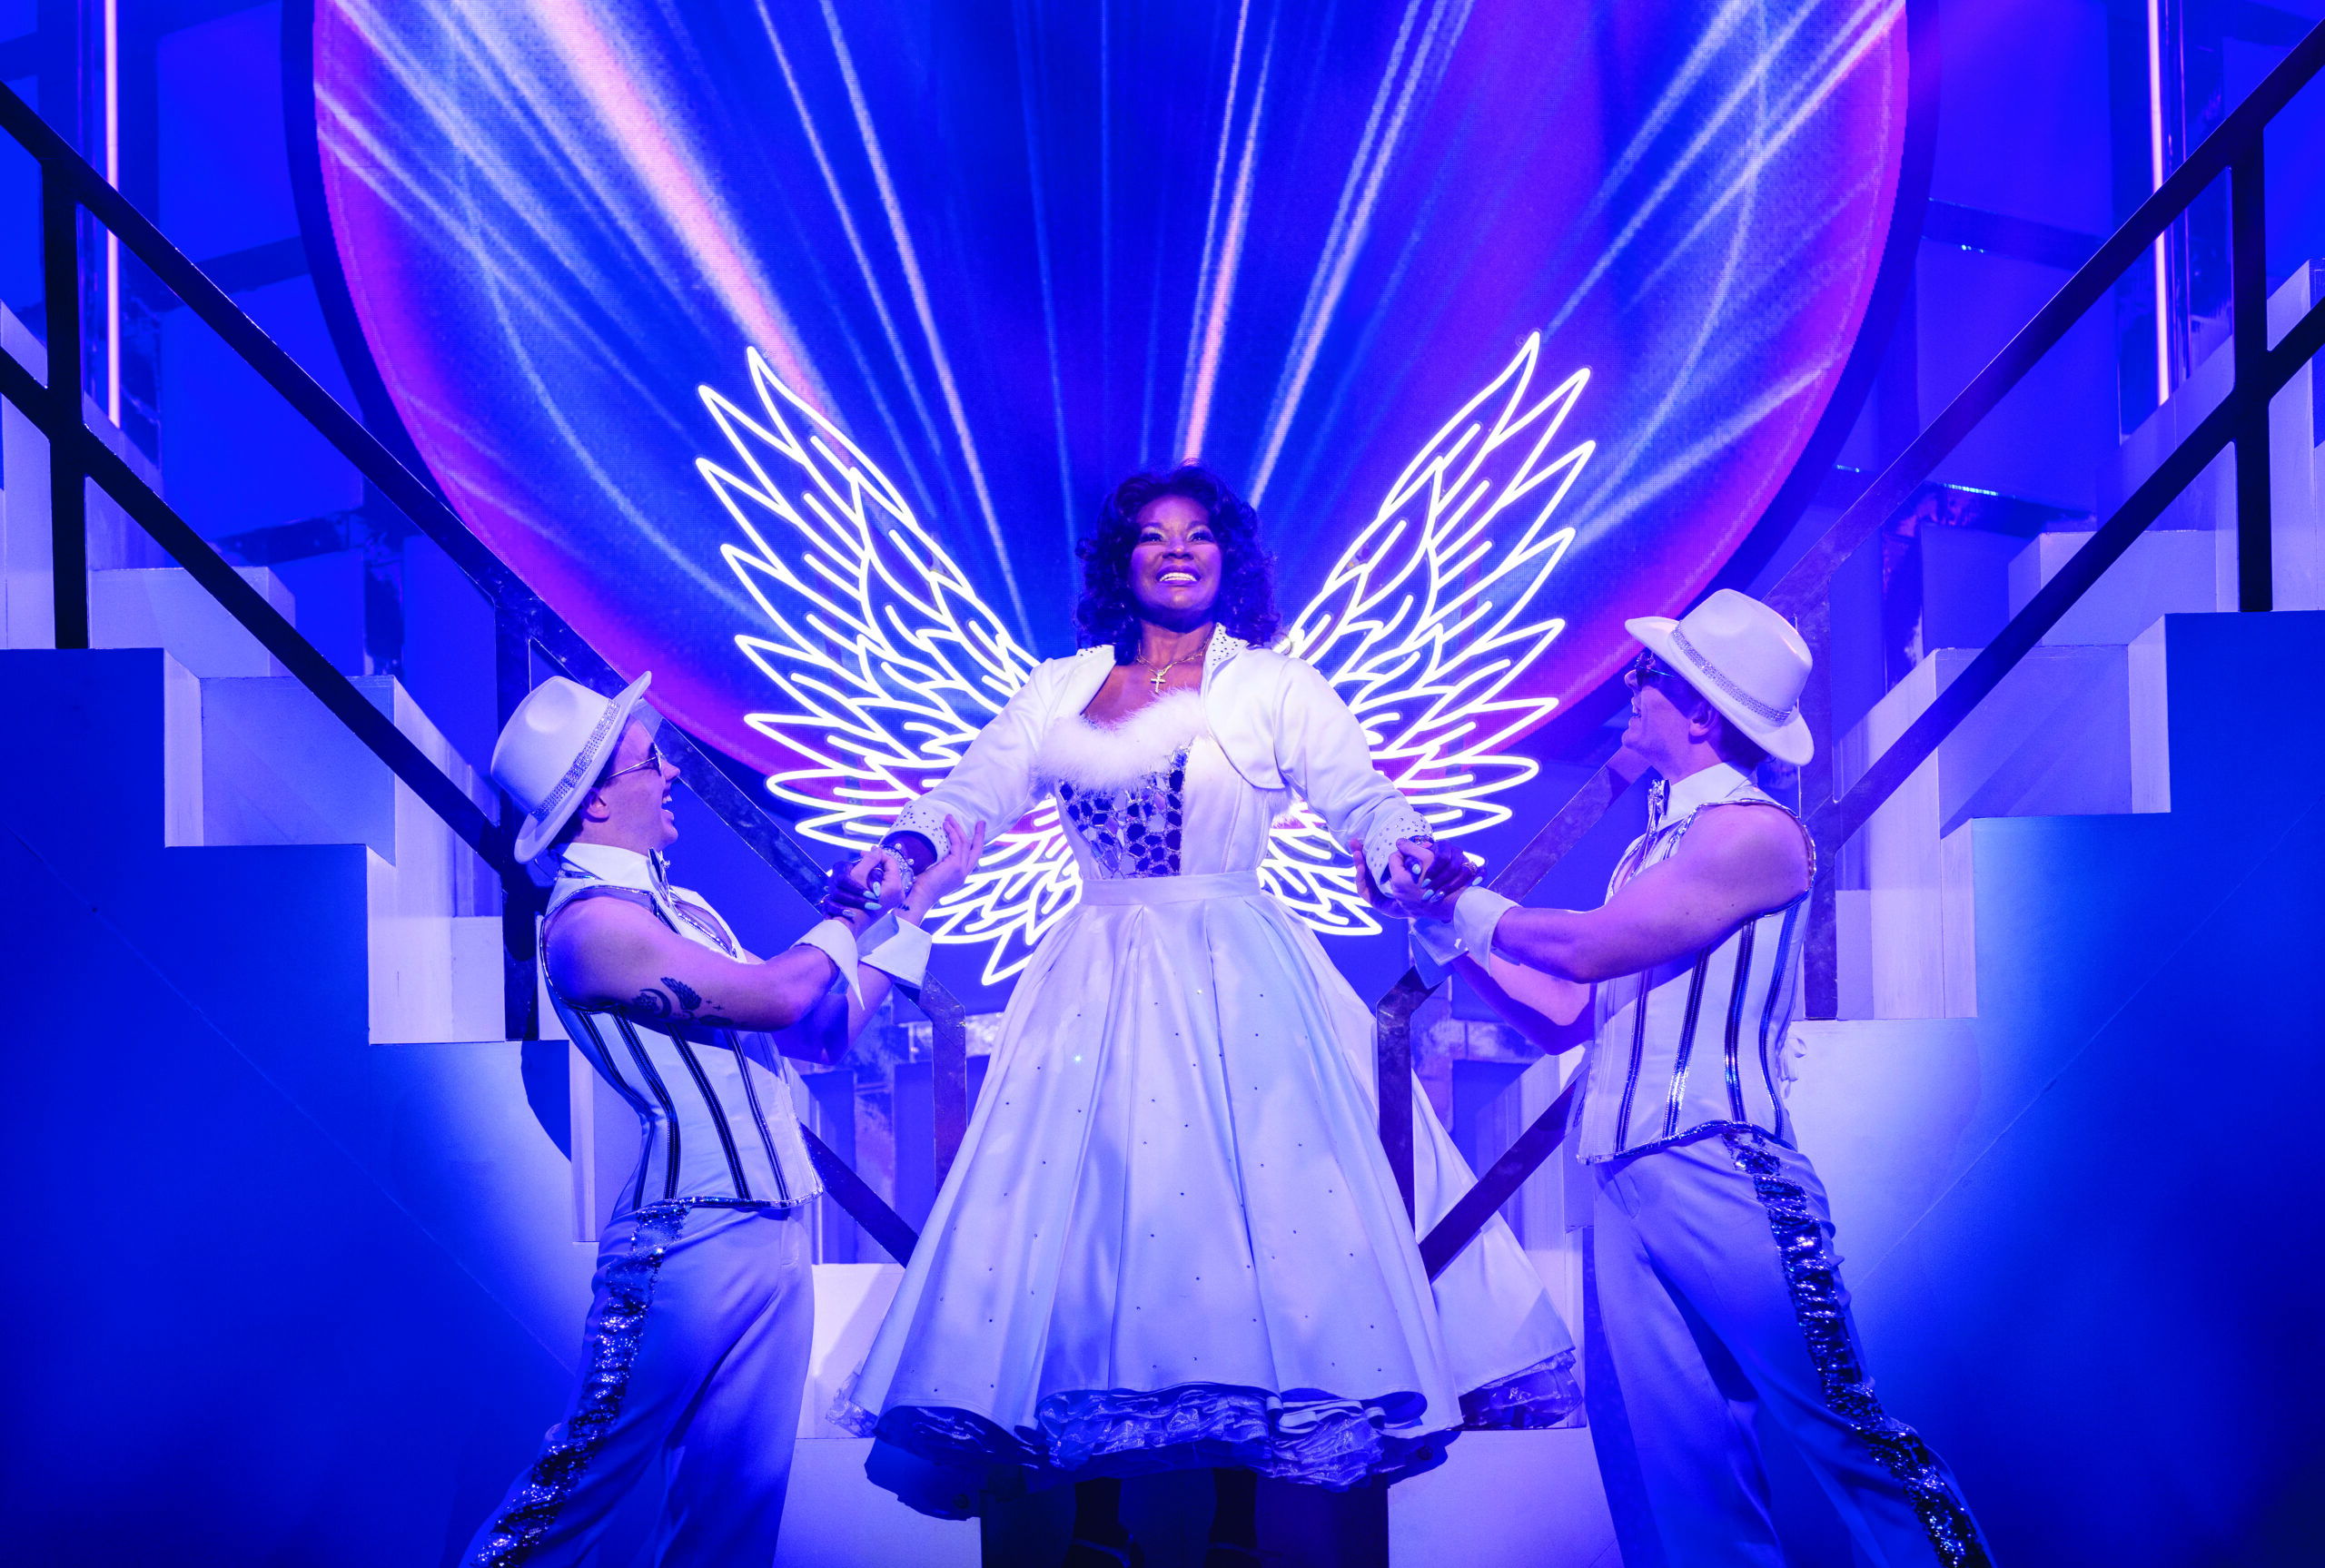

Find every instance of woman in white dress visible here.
[840,467,1578,1563]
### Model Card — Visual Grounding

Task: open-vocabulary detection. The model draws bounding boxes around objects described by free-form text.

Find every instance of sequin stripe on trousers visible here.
[465,1203,692,1567]
[1722,1134,1993,1568]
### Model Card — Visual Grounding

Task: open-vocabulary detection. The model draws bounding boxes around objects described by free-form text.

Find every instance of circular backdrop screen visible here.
[313,0,1908,974]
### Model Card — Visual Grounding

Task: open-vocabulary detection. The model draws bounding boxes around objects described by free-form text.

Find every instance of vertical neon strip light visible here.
[104,0,120,425]
[2146,0,2172,405]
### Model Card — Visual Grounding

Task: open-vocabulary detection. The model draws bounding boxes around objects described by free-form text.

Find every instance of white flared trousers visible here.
[1585,1129,1994,1568]
[461,1202,813,1567]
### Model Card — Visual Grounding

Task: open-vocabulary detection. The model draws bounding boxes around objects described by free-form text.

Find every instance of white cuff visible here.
[859,913,933,989]
[1362,812,1434,887]
[888,802,954,860]
[791,918,864,1006]
[1451,888,1517,962]
[1410,917,1461,988]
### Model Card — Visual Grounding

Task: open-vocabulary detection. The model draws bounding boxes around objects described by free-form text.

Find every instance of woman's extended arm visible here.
[879,660,1071,870]
[1274,657,1465,891]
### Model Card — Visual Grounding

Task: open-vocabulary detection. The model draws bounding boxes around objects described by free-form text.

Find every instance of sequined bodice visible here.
[1036,689,1287,883]
[1055,749,1192,879]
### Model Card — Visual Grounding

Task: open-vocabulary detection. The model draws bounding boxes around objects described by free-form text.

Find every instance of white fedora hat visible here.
[490,673,659,863]
[1624,589,1814,765]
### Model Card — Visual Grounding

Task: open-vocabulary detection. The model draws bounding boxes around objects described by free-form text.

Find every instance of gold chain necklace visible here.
[1133,641,1208,695]
[1134,653,1188,695]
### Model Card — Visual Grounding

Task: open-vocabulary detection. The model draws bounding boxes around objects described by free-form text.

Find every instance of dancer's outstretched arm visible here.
[1378,803,1808,983]
[1351,836,1588,1051]
[1455,953,1591,1040]
[549,900,859,1031]
[777,818,985,1062]
[880,660,1070,870]
[549,843,912,1032]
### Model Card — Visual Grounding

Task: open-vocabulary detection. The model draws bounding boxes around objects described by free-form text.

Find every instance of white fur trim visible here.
[1035,689,1209,792]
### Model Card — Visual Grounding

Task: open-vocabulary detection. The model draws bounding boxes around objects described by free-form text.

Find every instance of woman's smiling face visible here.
[1128,493,1223,626]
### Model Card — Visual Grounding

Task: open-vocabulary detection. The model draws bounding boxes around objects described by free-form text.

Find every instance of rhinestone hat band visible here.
[536,694,631,823]
[1668,626,1797,726]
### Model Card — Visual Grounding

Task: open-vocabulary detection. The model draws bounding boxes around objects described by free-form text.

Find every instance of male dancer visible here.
[1376,590,1992,1566]
[464,672,980,1567]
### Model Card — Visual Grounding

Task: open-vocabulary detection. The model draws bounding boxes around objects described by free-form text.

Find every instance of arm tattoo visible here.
[624,975,742,1028]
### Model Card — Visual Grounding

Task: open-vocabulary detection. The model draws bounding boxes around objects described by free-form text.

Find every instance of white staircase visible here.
[6,258,2316,1558]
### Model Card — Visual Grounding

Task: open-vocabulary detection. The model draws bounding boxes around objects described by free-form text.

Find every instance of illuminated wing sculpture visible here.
[696,350,1075,981]
[697,334,1591,981]
[1270,334,1595,934]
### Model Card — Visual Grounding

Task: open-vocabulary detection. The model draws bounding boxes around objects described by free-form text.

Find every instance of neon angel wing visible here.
[695,349,1078,981]
[1266,332,1595,934]
[697,333,1589,979]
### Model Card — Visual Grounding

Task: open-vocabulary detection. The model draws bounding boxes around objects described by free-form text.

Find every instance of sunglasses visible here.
[597,742,669,787]
[1624,651,1690,692]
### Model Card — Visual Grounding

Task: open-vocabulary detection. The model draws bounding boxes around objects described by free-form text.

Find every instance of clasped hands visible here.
[821,822,1463,924]
[819,814,988,928]
[1348,835,1482,921]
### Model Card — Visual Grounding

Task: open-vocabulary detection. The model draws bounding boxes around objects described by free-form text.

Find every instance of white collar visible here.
[558,841,672,898]
[1203,623,1249,676]
[1650,761,1753,830]
[556,841,744,956]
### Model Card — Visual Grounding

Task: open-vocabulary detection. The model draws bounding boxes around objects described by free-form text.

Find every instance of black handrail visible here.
[1402,17,2325,1278]
[1813,285,2325,853]
[0,81,955,1263]
[0,346,515,871]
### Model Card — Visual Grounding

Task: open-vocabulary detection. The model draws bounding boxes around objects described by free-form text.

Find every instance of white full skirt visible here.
[844,872,1576,1512]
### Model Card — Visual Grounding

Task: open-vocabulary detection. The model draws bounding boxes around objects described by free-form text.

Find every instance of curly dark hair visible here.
[1073,464,1282,660]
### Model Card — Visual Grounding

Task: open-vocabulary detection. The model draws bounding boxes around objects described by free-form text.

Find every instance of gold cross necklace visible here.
[1134,636,1207,695]
[1135,653,1189,695]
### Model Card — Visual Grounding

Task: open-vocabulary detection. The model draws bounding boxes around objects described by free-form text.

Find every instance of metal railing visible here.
[0,81,958,1266]
[1400,17,2325,1278]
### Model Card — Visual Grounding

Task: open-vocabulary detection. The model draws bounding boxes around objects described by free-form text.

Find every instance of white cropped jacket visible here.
[891,629,1430,883]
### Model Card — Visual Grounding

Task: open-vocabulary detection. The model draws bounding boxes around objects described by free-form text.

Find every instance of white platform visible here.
[1388,1430,1619,1567]
[778,1440,980,1567]
[1834,637,2142,1021]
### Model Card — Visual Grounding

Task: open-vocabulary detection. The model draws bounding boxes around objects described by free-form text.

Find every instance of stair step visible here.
[2105,264,2325,613]
[778,1442,977,1566]
[82,564,512,1046]
[90,564,295,676]
[1835,626,2159,1020]
[1778,611,2325,1563]
[2008,528,2220,646]
[0,646,551,1568]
